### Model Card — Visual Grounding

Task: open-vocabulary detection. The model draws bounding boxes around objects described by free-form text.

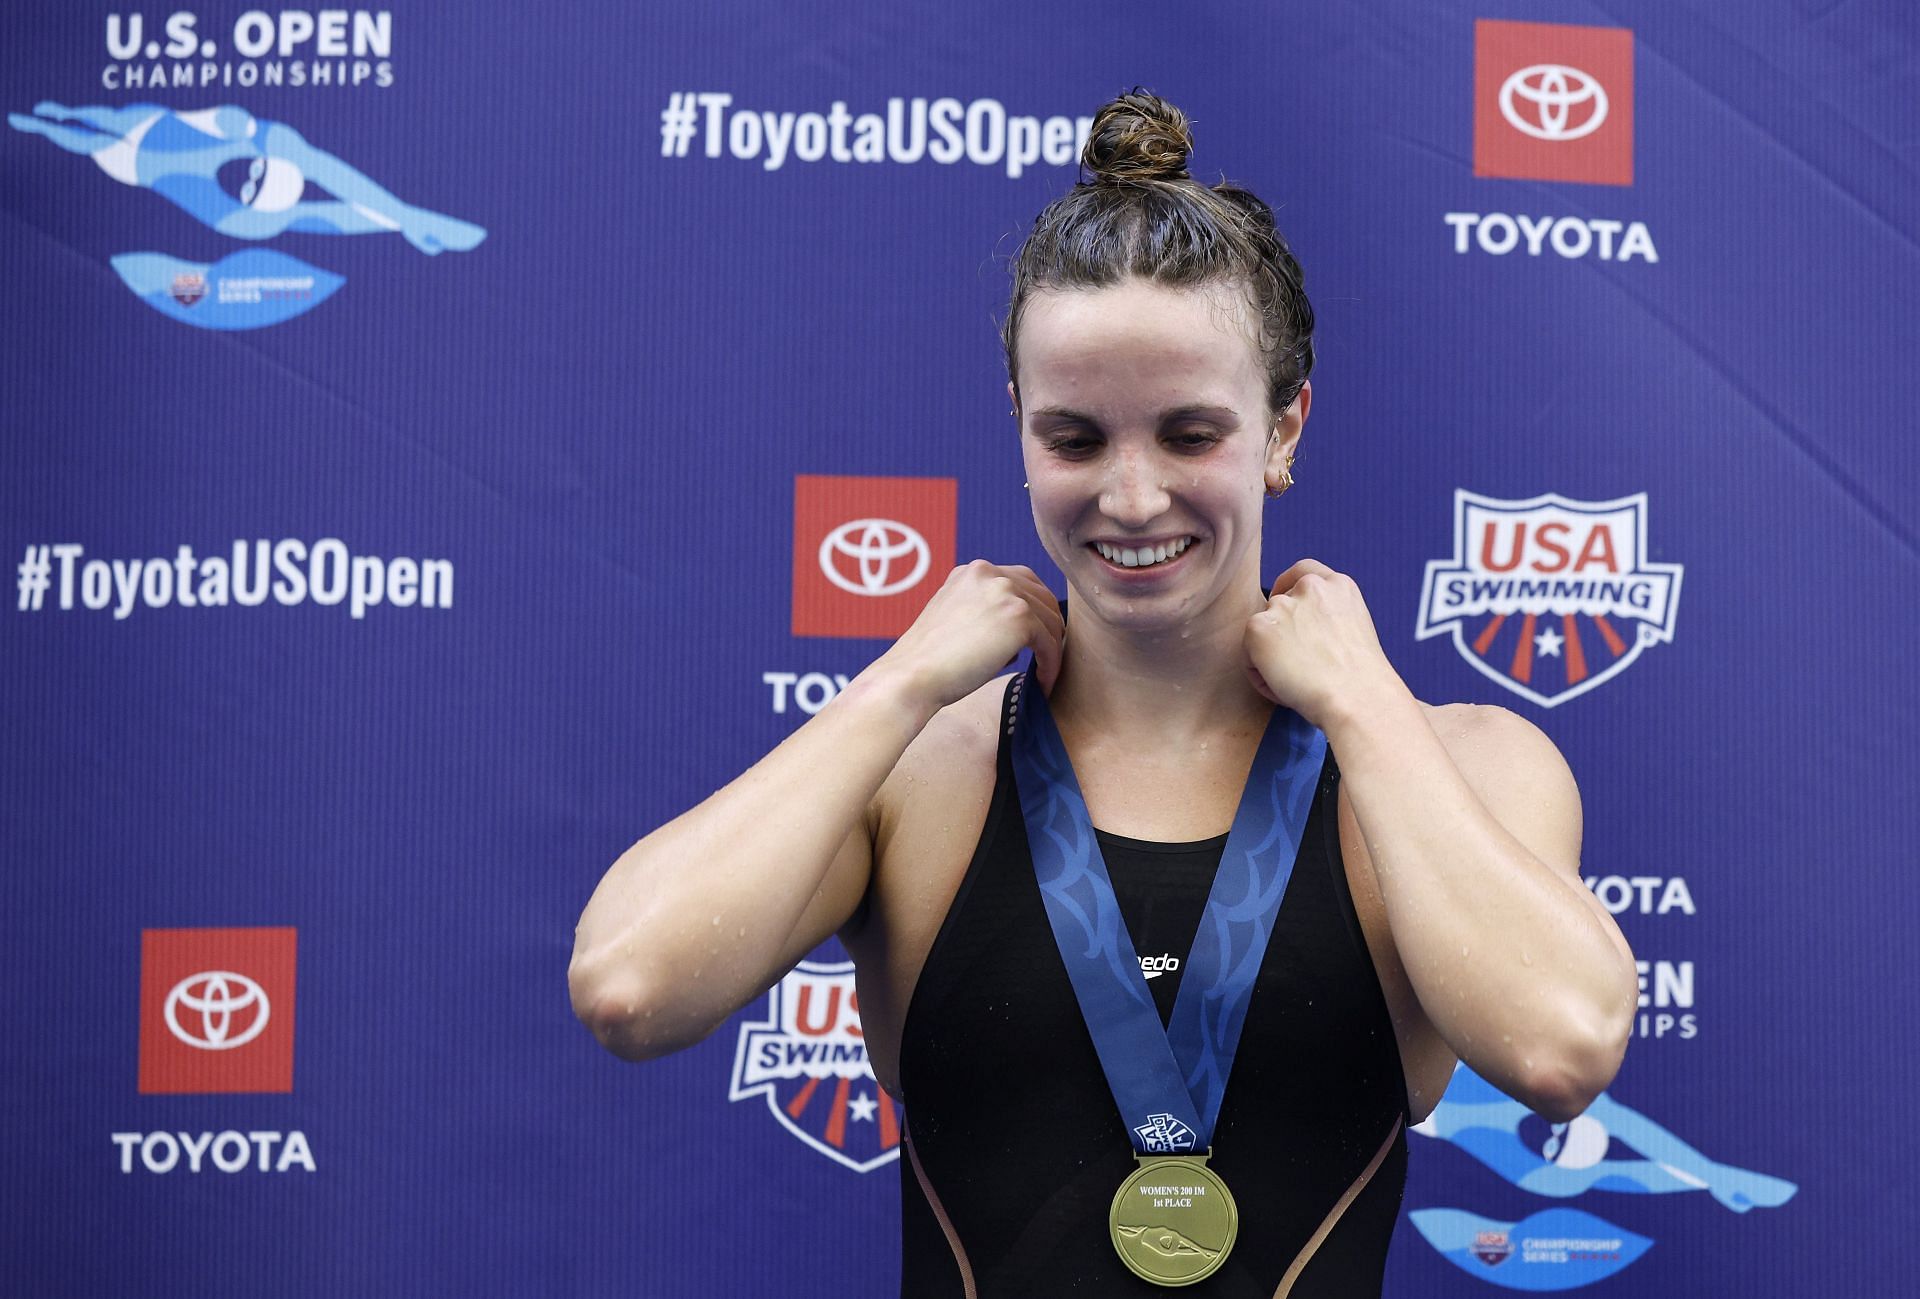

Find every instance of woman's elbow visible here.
[568,954,712,1063]
[1523,1000,1633,1122]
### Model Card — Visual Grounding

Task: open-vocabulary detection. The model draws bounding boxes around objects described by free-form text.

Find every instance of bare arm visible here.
[1246,559,1636,1121]
[1331,696,1636,1121]
[568,562,1063,1061]
[568,668,932,1059]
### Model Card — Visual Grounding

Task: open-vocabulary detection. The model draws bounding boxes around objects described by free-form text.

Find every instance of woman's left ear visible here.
[1266,381,1310,482]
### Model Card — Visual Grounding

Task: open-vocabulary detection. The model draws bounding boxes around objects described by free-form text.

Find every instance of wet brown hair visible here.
[1002,89,1314,421]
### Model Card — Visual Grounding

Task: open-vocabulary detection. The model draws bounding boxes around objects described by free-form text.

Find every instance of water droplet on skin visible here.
[1502,1034,1511,1043]
[1522,950,1534,966]
[1461,945,1470,957]
[711,916,720,926]
[737,927,746,938]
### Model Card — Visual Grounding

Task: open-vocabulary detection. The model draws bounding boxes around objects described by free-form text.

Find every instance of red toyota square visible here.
[1474,19,1634,186]
[792,475,956,639]
[138,927,297,1095]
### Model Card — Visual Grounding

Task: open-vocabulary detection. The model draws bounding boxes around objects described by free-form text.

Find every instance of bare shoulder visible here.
[1418,700,1582,867]
[1420,700,1575,790]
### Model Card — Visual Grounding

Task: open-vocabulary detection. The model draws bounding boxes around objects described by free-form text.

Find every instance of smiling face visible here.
[1015,276,1303,633]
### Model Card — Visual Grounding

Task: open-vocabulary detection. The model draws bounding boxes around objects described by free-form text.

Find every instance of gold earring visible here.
[1265,455,1295,499]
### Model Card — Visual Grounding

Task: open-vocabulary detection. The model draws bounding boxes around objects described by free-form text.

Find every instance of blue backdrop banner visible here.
[4,2,1915,1295]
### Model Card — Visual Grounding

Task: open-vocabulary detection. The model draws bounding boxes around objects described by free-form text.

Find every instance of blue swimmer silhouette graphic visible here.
[9,102,485,253]
[1413,1064,1797,1212]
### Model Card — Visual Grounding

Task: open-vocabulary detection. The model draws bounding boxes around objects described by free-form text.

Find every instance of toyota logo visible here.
[818,518,931,598]
[164,970,271,1051]
[1498,64,1609,141]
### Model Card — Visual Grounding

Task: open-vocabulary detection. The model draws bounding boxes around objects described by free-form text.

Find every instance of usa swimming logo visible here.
[1416,491,1682,707]
[1134,1112,1197,1153]
[729,959,902,1173]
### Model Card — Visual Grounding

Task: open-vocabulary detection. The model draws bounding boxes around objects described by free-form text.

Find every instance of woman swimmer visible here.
[570,90,1638,1295]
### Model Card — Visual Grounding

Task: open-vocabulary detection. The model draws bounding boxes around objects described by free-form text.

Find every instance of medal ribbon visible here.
[1009,671,1326,1153]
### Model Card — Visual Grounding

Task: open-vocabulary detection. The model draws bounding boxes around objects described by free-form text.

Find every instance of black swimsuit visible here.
[897,677,1410,1297]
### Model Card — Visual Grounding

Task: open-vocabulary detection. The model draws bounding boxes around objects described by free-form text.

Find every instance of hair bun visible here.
[1083,89,1192,183]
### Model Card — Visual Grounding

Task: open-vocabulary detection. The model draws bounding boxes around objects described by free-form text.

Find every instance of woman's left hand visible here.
[1243,559,1410,730]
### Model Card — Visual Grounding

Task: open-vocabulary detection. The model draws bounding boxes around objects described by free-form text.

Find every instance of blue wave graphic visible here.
[1410,1207,1652,1291]
[110,249,342,330]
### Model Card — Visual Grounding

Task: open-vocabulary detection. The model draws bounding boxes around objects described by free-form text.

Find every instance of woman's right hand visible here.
[872,561,1065,712]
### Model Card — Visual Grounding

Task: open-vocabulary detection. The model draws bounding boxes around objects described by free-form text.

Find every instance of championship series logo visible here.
[1416,491,1682,708]
[729,960,901,1173]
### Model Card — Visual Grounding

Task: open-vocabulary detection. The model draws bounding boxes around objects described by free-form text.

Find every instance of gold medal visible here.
[1109,1153,1238,1287]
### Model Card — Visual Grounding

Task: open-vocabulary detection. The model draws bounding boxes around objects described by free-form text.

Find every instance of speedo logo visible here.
[1140,953,1181,980]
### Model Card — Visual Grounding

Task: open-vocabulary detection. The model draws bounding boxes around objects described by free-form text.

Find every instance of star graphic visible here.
[1534,626,1565,658]
[848,1092,879,1123]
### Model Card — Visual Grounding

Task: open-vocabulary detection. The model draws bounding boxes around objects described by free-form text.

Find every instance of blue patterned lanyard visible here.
[1009,672,1326,1153]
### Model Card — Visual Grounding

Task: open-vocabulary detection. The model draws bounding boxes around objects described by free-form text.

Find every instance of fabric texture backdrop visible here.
[3,2,1914,1294]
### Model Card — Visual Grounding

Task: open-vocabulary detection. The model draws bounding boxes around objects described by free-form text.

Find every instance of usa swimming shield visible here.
[1417,491,1683,708]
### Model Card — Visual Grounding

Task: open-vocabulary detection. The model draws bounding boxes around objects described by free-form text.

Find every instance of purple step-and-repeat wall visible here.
[4,2,1915,1295]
